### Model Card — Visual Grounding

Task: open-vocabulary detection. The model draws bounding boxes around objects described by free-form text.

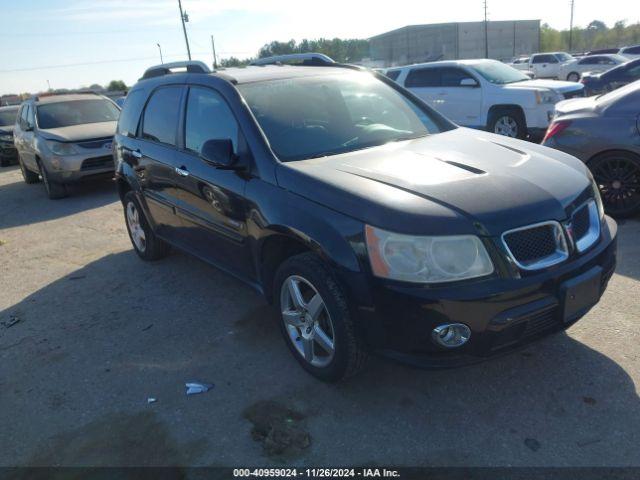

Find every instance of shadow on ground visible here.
[1,249,639,467]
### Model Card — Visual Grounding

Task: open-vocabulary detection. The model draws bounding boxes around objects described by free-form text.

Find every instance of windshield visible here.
[238,72,449,161]
[556,52,573,62]
[469,61,530,84]
[597,79,640,103]
[36,99,120,129]
[0,108,19,127]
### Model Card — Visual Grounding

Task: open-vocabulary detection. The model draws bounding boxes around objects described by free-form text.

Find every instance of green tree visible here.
[106,80,127,91]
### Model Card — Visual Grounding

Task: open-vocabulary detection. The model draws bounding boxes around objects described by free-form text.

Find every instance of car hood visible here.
[276,128,591,236]
[38,121,117,142]
[505,79,584,94]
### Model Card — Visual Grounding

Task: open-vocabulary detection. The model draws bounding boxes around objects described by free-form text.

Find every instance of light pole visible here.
[568,0,575,52]
[484,0,489,58]
[211,35,218,69]
[177,0,192,60]
[157,43,164,64]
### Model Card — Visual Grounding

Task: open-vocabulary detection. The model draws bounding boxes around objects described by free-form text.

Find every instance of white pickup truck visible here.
[385,59,585,139]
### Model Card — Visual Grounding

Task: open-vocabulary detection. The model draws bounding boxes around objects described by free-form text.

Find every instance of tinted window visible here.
[238,72,448,162]
[624,46,640,54]
[141,87,183,145]
[37,99,119,129]
[19,105,28,128]
[385,70,401,81]
[470,61,529,84]
[117,90,146,138]
[532,54,557,64]
[0,108,18,127]
[579,57,596,65]
[185,87,238,154]
[625,65,640,78]
[440,67,475,87]
[27,105,35,128]
[405,68,440,88]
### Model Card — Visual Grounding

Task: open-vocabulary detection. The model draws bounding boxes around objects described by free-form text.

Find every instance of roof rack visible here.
[32,91,100,101]
[250,53,335,66]
[141,61,211,80]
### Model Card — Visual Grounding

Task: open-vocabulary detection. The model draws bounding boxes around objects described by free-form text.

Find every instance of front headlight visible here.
[46,140,78,156]
[535,89,558,104]
[590,176,605,220]
[0,134,13,142]
[365,225,494,283]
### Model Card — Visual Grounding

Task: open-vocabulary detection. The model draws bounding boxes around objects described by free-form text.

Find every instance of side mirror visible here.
[200,138,238,169]
[460,78,479,87]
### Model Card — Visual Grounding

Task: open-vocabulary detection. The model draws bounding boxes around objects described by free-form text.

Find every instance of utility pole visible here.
[46,79,51,91]
[211,35,218,69]
[568,0,575,52]
[157,43,164,64]
[484,0,489,58]
[177,0,192,60]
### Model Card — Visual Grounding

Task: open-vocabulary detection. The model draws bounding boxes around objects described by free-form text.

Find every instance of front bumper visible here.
[43,152,115,183]
[355,216,617,368]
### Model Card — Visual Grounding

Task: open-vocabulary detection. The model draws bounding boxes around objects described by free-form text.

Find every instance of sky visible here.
[0,0,638,95]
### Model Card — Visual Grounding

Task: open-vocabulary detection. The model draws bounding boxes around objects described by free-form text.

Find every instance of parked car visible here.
[580,58,640,95]
[529,52,573,78]
[585,48,621,56]
[385,59,584,139]
[14,93,120,199]
[508,56,531,71]
[114,58,616,381]
[619,44,640,60]
[559,54,628,82]
[542,80,640,217]
[0,105,19,166]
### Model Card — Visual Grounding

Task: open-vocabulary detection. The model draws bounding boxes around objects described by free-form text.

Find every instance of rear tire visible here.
[19,155,40,184]
[488,108,527,139]
[567,72,580,82]
[588,151,640,218]
[38,160,67,199]
[274,252,368,382]
[123,191,170,261]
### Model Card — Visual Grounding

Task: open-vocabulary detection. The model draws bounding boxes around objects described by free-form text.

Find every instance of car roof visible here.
[219,65,355,84]
[33,93,104,105]
[390,59,503,70]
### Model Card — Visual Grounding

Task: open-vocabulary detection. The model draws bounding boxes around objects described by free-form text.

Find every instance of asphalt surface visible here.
[1,164,639,467]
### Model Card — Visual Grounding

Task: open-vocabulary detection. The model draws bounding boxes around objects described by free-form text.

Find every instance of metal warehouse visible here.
[369,20,541,66]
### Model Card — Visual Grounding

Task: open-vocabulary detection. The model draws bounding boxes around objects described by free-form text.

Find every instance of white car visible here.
[619,44,640,60]
[508,56,531,71]
[528,52,573,78]
[559,54,628,81]
[385,59,584,139]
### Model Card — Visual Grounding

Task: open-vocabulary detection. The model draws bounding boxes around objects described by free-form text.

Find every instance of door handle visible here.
[175,166,190,177]
[130,149,142,159]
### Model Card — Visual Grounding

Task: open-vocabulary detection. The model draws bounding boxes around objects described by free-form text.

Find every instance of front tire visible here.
[19,155,40,184]
[274,253,368,382]
[39,160,68,199]
[589,151,640,218]
[488,108,527,139]
[123,191,170,260]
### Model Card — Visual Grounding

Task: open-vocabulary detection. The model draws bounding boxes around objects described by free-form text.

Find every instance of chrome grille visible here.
[81,156,114,171]
[502,221,569,270]
[571,200,600,252]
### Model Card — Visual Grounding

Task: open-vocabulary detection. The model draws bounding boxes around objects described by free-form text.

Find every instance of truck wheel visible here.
[19,155,40,184]
[488,108,527,139]
[123,191,170,260]
[38,160,68,199]
[274,252,368,382]
[589,151,640,218]
[567,72,580,82]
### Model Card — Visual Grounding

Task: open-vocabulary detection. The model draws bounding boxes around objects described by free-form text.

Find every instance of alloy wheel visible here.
[280,275,335,368]
[592,157,640,215]
[126,201,147,252]
[494,116,518,137]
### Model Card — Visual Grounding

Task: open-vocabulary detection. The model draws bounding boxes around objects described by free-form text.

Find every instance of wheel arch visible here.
[587,148,640,165]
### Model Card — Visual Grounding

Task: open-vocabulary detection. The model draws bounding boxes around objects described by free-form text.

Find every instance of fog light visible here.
[432,323,471,348]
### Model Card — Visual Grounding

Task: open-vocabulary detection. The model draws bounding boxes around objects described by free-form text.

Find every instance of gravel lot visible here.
[1,165,639,467]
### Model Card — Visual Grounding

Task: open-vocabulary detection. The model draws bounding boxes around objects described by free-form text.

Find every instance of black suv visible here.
[114,57,617,381]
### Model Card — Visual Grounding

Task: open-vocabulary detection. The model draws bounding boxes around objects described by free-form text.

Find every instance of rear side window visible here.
[184,87,238,154]
[532,54,558,64]
[579,57,596,65]
[405,68,440,88]
[385,70,401,81]
[440,68,475,87]
[624,46,640,54]
[117,90,146,138]
[141,86,183,145]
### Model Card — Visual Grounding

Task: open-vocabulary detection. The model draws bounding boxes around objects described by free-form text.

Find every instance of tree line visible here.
[541,20,640,53]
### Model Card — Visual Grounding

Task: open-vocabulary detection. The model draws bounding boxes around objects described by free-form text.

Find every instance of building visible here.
[369,20,540,67]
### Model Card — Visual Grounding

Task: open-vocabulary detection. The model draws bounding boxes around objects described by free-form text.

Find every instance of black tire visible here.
[567,72,580,82]
[588,151,640,218]
[274,252,368,382]
[19,155,40,184]
[123,191,170,261]
[38,160,67,199]
[488,108,527,139]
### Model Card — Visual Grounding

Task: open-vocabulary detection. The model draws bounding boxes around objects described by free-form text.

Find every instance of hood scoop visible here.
[437,158,486,175]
